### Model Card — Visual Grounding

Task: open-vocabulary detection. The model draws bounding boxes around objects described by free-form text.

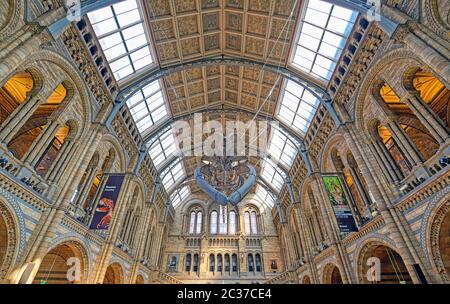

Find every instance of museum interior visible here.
[0,0,449,284]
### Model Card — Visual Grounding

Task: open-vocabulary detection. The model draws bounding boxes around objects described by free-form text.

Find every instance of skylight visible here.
[170,186,190,208]
[291,0,357,81]
[126,81,168,134]
[87,0,154,81]
[277,80,320,133]
[148,129,177,168]
[255,185,276,208]
[162,160,186,191]
[260,159,285,192]
[267,129,297,168]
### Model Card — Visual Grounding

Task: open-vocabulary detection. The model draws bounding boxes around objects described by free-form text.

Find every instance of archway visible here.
[429,200,450,283]
[359,243,413,284]
[302,275,311,284]
[0,71,33,126]
[7,83,68,160]
[135,274,145,284]
[323,264,343,284]
[0,201,18,281]
[103,263,123,284]
[33,242,86,284]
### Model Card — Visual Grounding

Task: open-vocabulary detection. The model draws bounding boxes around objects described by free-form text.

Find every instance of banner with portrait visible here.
[322,175,358,233]
[89,174,125,230]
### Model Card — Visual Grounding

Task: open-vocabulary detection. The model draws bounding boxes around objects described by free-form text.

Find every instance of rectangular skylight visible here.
[267,129,297,168]
[126,80,168,134]
[88,0,153,81]
[277,80,320,133]
[291,0,357,81]
[162,160,186,191]
[255,185,275,207]
[170,186,190,208]
[148,129,177,168]
[260,159,284,192]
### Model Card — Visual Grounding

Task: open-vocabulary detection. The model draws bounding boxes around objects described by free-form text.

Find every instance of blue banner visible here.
[89,174,125,230]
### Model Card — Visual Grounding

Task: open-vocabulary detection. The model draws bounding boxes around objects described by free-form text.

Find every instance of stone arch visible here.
[354,237,413,284]
[0,0,25,40]
[135,274,145,284]
[355,48,425,127]
[99,134,127,173]
[421,0,450,40]
[11,49,92,129]
[319,132,348,173]
[0,199,20,281]
[33,239,90,284]
[302,275,311,284]
[103,262,124,284]
[425,197,450,283]
[322,263,343,284]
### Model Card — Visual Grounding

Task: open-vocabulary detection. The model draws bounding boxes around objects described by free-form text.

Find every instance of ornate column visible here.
[404,93,449,143]
[384,118,423,166]
[0,89,53,146]
[341,123,435,283]
[21,120,61,166]
[310,173,355,283]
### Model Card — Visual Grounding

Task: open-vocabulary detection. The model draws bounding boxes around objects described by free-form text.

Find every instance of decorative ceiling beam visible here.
[105,56,330,128]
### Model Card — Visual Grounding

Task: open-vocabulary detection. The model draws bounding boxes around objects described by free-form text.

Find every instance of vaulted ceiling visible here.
[86,0,359,207]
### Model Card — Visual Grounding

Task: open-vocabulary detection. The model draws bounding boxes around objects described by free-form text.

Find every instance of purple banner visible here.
[89,174,125,230]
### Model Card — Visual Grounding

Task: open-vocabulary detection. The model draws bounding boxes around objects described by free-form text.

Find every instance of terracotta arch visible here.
[322,263,343,284]
[135,274,145,284]
[103,262,124,284]
[33,240,89,284]
[0,199,19,281]
[355,238,413,284]
[426,197,450,283]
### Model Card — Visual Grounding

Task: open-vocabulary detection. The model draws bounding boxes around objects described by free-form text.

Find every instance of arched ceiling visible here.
[84,0,360,206]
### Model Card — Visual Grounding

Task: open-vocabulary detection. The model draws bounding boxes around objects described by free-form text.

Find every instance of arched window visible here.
[196,211,202,234]
[229,211,236,235]
[209,254,215,272]
[255,254,262,272]
[219,207,227,234]
[193,254,199,272]
[232,254,238,272]
[188,208,202,235]
[225,254,230,273]
[244,209,259,235]
[189,212,196,234]
[185,254,191,272]
[217,254,223,272]
[251,211,258,234]
[35,125,70,177]
[248,254,254,272]
[244,212,251,235]
[210,211,218,234]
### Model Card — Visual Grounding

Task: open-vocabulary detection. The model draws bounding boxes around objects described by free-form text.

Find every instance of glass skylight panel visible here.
[88,0,153,81]
[162,161,186,191]
[148,129,177,168]
[292,0,357,81]
[277,80,320,133]
[171,186,190,208]
[127,81,168,134]
[267,129,297,168]
[255,185,275,207]
[260,159,284,192]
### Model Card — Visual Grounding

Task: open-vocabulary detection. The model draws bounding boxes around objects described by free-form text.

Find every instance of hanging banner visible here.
[89,174,125,230]
[322,175,358,233]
